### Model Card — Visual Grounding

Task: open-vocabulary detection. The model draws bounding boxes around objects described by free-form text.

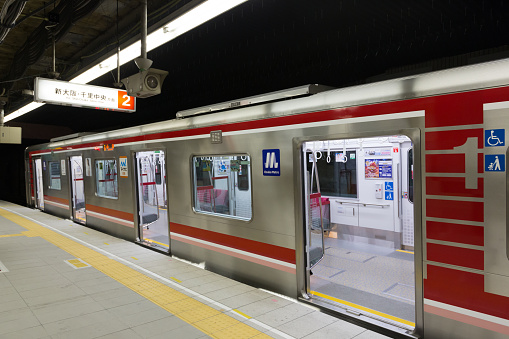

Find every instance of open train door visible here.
[304,147,325,273]
[33,158,44,210]
[134,150,169,252]
[299,135,419,338]
[69,156,86,224]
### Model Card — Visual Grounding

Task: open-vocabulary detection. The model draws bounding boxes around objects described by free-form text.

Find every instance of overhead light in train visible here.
[3,0,248,123]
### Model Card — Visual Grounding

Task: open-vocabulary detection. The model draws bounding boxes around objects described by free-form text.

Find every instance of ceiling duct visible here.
[0,0,27,44]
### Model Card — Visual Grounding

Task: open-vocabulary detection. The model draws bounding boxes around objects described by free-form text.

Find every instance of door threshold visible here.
[136,240,170,254]
[299,293,419,339]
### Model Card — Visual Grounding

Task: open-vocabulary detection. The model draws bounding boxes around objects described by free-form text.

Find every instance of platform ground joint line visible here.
[0,207,270,339]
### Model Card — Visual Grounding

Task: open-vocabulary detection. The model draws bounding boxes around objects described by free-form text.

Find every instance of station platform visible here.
[0,201,390,339]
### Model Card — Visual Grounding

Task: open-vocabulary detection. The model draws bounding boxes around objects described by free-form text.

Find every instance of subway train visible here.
[24,59,509,339]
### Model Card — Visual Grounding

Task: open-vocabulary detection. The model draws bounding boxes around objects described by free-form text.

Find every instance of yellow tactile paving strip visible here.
[66,259,90,268]
[0,208,272,339]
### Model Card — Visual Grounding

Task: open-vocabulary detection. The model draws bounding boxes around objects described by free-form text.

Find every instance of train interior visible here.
[135,151,169,251]
[303,135,415,332]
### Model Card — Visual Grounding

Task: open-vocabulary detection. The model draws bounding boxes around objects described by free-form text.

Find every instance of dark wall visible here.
[0,140,45,206]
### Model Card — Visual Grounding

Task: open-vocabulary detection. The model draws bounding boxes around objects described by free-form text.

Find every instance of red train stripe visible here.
[426,220,484,246]
[427,243,484,270]
[27,86,509,158]
[425,129,483,151]
[170,222,296,264]
[426,177,484,198]
[424,304,509,336]
[27,101,427,156]
[44,195,69,205]
[85,204,134,222]
[426,199,484,222]
[425,154,484,173]
[424,91,483,128]
[171,233,296,274]
[424,265,509,321]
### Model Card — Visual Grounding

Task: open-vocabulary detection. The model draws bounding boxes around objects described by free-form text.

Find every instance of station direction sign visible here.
[34,77,136,112]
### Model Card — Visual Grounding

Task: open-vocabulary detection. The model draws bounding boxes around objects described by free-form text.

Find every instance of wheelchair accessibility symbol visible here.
[485,129,505,147]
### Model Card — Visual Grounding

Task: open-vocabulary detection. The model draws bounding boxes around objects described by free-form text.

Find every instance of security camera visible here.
[121,68,168,98]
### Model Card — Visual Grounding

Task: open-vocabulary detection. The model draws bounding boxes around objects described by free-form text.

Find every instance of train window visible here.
[192,155,252,220]
[306,150,357,198]
[95,159,118,199]
[48,161,61,190]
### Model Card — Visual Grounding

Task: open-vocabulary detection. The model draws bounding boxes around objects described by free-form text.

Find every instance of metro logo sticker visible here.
[262,149,280,176]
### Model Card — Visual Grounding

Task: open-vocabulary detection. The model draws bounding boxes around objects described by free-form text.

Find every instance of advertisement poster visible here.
[119,156,128,178]
[365,159,393,179]
[85,158,92,176]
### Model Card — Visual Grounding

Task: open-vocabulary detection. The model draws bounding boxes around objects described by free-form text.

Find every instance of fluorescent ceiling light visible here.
[4,102,44,122]
[4,0,248,123]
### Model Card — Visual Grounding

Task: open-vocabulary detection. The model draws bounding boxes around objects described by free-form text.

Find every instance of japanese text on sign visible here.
[34,77,135,112]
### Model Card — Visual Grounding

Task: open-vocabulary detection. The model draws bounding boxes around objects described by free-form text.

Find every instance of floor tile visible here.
[131,316,188,338]
[235,297,293,318]
[96,329,143,339]
[43,310,114,335]
[300,319,366,339]
[50,318,128,339]
[1,325,49,339]
[256,302,315,328]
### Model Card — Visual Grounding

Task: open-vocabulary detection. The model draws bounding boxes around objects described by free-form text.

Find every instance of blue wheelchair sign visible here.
[385,181,394,192]
[485,129,505,147]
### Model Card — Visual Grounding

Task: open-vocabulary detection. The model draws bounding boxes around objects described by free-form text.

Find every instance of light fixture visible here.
[4,0,248,123]
[4,102,44,122]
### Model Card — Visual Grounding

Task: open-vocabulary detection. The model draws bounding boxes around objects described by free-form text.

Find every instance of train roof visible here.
[27,57,509,152]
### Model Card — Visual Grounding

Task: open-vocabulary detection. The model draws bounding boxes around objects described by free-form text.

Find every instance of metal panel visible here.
[483,103,509,297]
[176,84,334,118]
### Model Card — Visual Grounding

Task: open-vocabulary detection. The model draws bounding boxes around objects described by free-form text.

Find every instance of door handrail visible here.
[333,200,390,207]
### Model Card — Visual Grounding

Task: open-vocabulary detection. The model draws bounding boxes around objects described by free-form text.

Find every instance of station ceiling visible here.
[1,0,509,141]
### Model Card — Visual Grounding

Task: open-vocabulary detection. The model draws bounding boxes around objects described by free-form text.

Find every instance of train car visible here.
[24,59,509,339]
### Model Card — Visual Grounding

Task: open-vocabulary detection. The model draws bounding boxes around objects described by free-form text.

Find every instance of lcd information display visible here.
[365,159,393,179]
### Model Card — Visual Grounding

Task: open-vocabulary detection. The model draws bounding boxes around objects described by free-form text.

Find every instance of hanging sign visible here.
[34,77,136,112]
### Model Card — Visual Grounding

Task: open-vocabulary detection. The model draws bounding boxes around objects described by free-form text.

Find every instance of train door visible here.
[69,156,86,224]
[135,150,169,251]
[34,158,44,210]
[301,135,416,335]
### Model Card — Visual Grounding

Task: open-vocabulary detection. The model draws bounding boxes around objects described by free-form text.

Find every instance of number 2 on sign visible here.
[117,91,135,110]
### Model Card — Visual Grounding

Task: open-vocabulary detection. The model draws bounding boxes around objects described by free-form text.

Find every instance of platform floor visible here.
[0,201,390,339]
